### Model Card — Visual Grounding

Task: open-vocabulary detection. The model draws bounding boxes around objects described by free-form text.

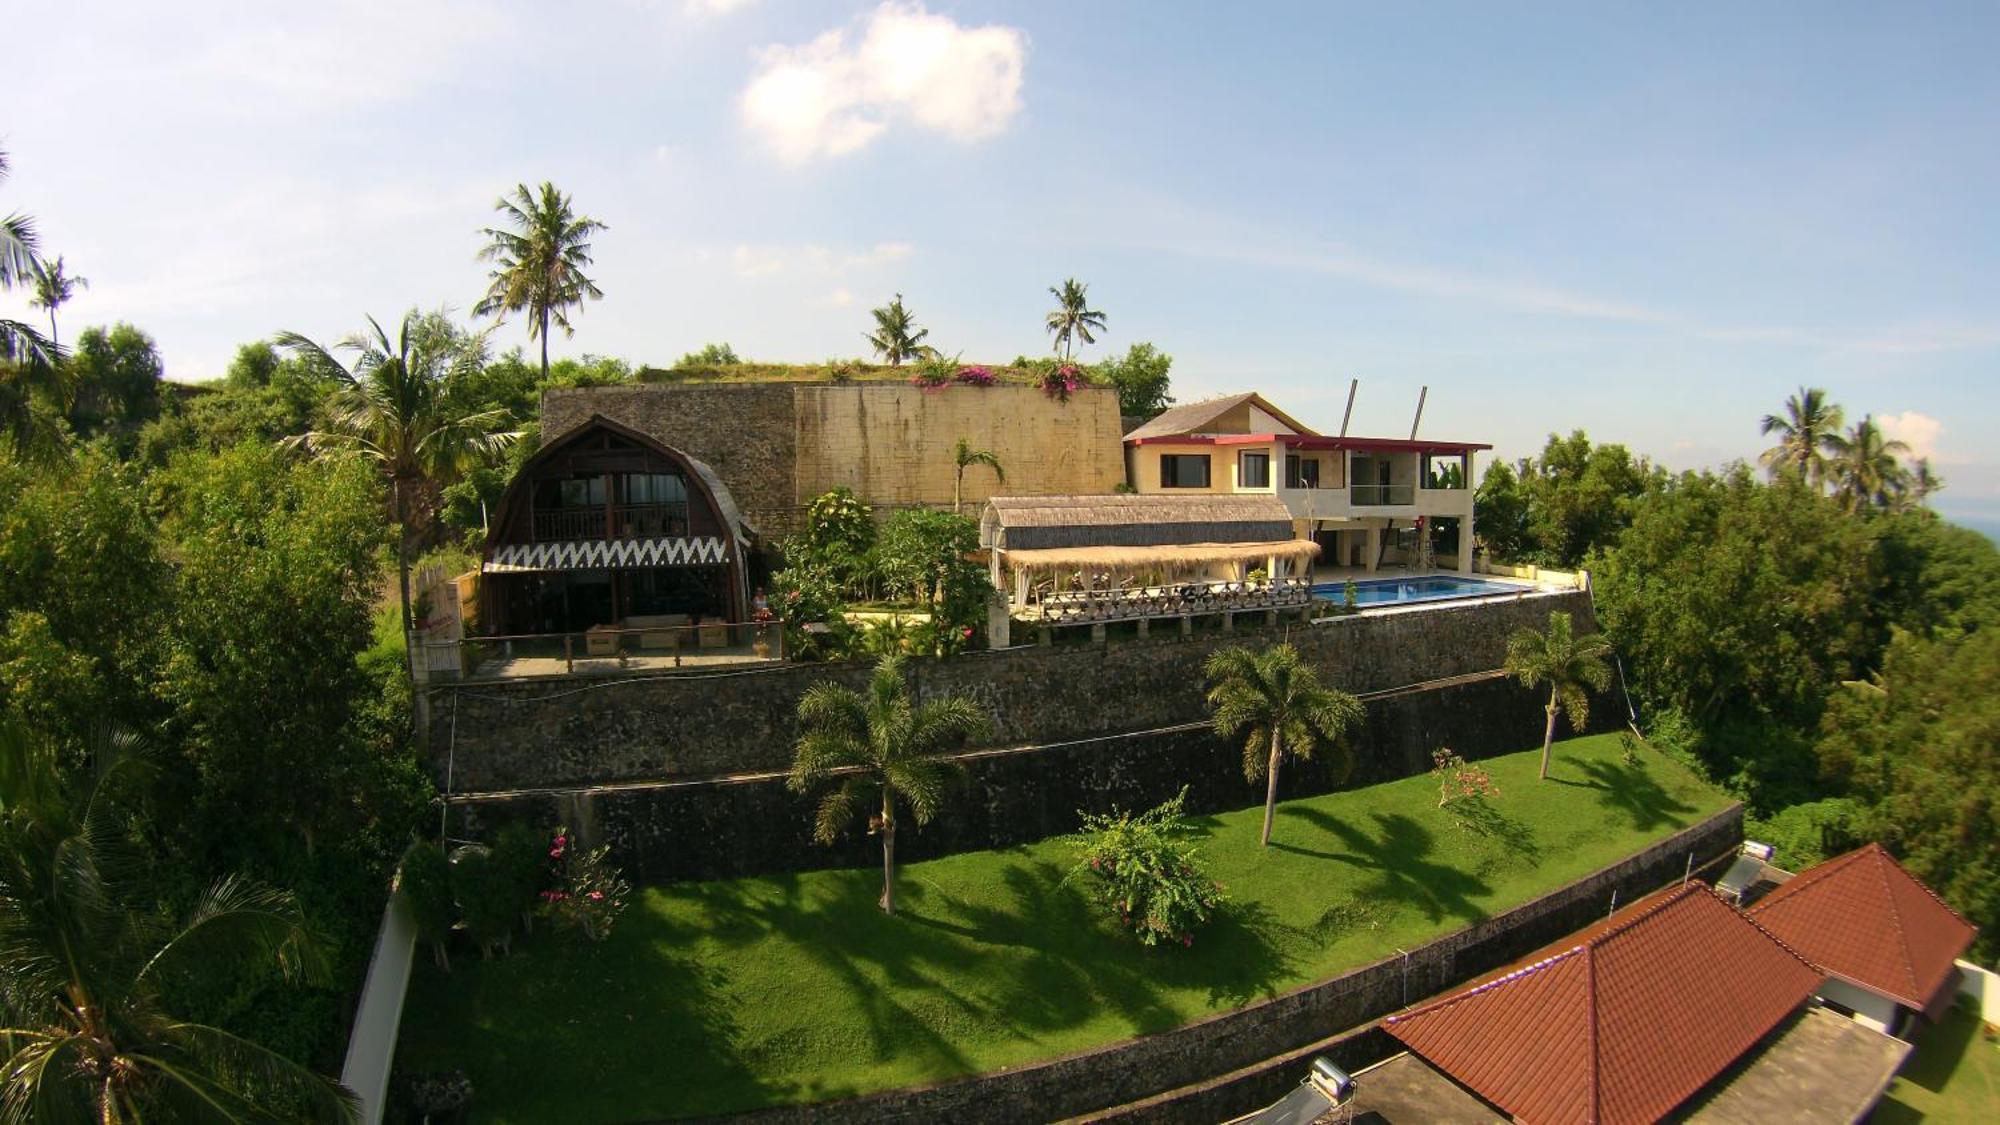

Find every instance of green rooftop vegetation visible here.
[635,358,1063,386]
[393,733,1732,1119]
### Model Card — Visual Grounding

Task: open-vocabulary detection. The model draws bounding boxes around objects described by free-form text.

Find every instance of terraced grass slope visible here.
[395,734,1730,1120]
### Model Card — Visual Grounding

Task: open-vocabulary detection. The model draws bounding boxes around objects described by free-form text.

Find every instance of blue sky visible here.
[7,1,1998,524]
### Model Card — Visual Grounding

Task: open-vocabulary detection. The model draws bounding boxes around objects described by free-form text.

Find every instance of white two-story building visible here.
[1123,392,1488,575]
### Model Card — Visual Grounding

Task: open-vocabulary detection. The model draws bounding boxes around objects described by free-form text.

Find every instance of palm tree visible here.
[277,311,515,640]
[951,438,1004,514]
[865,294,930,366]
[0,719,358,1121]
[473,182,608,384]
[1205,643,1365,847]
[28,257,87,351]
[0,148,64,461]
[1504,611,1613,780]
[1044,278,1107,361]
[1825,416,1912,515]
[1902,458,1944,510]
[788,654,988,914]
[1758,386,1844,494]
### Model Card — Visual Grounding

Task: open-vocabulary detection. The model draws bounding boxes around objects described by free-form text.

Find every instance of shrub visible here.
[540,826,631,942]
[398,839,457,969]
[1431,748,1500,808]
[954,364,997,387]
[491,821,548,932]
[449,844,518,959]
[1038,362,1090,402]
[1064,787,1227,948]
[908,354,954,390]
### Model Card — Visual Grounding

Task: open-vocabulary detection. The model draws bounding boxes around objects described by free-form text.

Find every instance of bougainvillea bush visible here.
[539,826,631,942]
[954,364,997,387]
[1064,787,1228,948]
[1038,362,1090,401]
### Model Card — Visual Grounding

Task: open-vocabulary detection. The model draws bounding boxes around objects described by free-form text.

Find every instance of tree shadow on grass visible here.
[1277,807,1493,926]
[1553,757,1697,832]
[1444,795,1540,866]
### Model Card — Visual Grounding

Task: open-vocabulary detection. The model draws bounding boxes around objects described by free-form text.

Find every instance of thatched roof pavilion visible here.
[979,494,1319,577]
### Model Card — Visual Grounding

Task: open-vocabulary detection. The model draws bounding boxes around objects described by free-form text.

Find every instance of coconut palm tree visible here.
[0,148,65,461]
[1758,386,1844,494]
[951,438,1004,514]
[1205,643,1365,847]
[28,257,87,351]
[1825,416,1912,515]
[473,182,608,384]
[1902,458,1944,511]
[0,719,358,1122]
[788,654,988,914]
[865,294,930,366]
[277,311,515,640]
[1044,278,1107,361]
[1504,611,1613,780]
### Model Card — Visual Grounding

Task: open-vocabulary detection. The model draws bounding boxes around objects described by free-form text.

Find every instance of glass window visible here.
[1159,454,1211,488]
[624,472,687,506]
[1285,454,1321,489]
[556,476,605,508]
[1239,451,1271,489]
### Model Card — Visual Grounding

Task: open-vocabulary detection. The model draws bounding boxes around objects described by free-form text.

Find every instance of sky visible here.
[7,1,1999,527]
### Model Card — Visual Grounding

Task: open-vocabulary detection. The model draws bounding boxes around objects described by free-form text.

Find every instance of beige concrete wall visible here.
[793,384,1124,508]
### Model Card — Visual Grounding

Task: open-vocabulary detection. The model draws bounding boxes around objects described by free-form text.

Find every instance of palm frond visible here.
[163,1021,360,1123]
[135,875,324,991]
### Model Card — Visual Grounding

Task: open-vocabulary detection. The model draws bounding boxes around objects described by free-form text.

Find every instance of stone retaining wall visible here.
[451,671,1581,884]
[671,803,1744,1124]
[433,590,1597,794]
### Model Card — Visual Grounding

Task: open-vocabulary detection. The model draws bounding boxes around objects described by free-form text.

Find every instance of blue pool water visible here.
[1310,575,1527,607]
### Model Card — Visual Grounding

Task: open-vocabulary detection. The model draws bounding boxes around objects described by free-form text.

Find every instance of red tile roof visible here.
[1748,842,1978,1010]
[1383,884,1823,1125]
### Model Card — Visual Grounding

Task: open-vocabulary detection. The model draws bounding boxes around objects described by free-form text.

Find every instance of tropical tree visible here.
[473,182,608,384]
[28,257,87,351]
[277,311,515,639]
[1758,386,1844,494]
[1044,278,1107,360]
[951,437,1004,513]
[1204,643,1365,847]
[787,654,988,914]
[1900,458,1944,511]
[865,294,930,366]
[1,148,65,458]
[1504,610,1614,780]
[1825,416,1912,514]
[0,719,359,1121]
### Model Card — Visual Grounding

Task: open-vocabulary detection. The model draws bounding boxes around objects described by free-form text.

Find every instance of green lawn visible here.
[394,734,1729,1120]
[1875,1001,2000,1123]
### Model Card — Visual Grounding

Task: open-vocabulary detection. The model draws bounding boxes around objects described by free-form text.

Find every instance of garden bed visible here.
[393,734,1729,1120]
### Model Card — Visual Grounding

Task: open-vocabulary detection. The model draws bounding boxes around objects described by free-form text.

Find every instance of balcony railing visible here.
[1350,484,1416,506]
[532,503,691,542]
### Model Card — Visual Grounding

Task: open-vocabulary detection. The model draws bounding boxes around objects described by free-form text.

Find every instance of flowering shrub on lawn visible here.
[1064,786,1227,948]
[954,364,997,387]
[1432,747,1500,808]
[539,826,631,942]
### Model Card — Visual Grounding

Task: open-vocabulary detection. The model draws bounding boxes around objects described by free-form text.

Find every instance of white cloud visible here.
[683,0,757,15]
[813,288,856,308]
[1878,410,1944,461]
[728,241,913,278]
[740,2,1026,163]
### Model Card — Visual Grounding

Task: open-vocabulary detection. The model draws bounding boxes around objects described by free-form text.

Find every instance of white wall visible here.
[1818,977,1904,1035]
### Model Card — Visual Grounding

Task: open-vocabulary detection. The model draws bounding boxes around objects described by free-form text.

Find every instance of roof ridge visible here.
[1869,842,1979,928]
[1384,945,1587,1023]
[1583,939,1602,1125]
[1585,882,1707,948]
[1726,889,1829,975]
[1872,847,1927,998]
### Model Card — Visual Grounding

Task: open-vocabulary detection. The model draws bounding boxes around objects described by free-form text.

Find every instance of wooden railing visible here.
[531,503,691,542]
[1029,577,1314,625]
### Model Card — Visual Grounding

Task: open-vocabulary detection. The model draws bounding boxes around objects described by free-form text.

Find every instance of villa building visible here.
[1123,392,1489,575]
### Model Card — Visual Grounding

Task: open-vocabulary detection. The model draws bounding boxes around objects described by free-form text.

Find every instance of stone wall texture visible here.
[430,590,1600,794]
[539,382,1126,534]
[661,804,1744,1124]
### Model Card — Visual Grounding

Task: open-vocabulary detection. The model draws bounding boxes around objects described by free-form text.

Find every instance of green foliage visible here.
[1205,643,1366,845]
[874,509,988,654]
[1475,431,1662,566]
[474,181,608,380]
[1064,787,1228,948]
[676,342,742,367]
[541,826,631,941]
[1045,277,1107,360]
[65,322,165,441]
[399,839,458,968]
[865,293,930,366]
[1746,797,1864,872]
[451,844,519,958]
[770,562,857,662]
[793,486,877,596]
[1093,341,1174,419]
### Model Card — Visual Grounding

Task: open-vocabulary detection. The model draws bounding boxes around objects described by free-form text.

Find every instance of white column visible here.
[1365,524,1381,573]
[1459,452,1477,573]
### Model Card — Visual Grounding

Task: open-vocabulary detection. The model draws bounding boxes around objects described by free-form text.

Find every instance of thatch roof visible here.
[981,493,1297,551]
[1001,539,1320,574]
[1123,392,1316,441]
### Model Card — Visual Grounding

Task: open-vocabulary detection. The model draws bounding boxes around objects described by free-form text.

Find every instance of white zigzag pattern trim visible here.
[486,536,729,572]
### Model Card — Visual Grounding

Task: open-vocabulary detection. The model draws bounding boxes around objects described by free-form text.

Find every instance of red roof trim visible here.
[1127,433,1492,453]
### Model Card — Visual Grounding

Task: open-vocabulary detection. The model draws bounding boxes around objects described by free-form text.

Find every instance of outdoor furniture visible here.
[624,613,690,650]
[697,622,730,649]
[584,624,619,657]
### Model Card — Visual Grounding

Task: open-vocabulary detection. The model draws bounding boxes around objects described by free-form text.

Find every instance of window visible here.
[1285,454,1321,489]
[1239,451,1271,489]
[623,472,687,506]
[1159,453,1211,488]
[555,476,605,508]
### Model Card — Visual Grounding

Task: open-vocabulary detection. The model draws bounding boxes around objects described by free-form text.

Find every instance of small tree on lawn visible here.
[788,654,988,914]
[951,437,1004,514]
[1504,610,1613,780]
[1205,643,1365,847]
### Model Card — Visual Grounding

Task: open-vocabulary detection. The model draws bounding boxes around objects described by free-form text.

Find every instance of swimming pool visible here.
[1310,575,1529,607]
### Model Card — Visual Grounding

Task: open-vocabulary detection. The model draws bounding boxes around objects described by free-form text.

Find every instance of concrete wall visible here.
[540,383,1125,534]
[673,804,1744,1125]
[429,590,1598,793]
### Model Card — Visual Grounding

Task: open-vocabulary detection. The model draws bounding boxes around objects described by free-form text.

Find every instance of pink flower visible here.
[961,626,974,639]
[588,890,605,901]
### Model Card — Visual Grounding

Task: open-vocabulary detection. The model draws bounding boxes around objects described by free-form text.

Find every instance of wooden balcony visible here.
[531,502,691,542]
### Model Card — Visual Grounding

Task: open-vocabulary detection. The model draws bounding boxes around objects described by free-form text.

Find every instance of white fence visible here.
[340,890,419,1124]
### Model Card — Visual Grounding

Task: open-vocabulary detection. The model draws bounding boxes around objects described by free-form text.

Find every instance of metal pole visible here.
[1684,851,1694,886]
[1608,888,1619,918]
[1409,385,1428,440]
[1339,378,1358,438]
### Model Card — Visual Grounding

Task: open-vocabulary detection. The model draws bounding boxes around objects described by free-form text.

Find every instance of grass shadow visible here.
[1444,794,1540,865]
[1567,757,1697,832]
[1900,1001,1983,1094]
[1281,807,1494,926]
